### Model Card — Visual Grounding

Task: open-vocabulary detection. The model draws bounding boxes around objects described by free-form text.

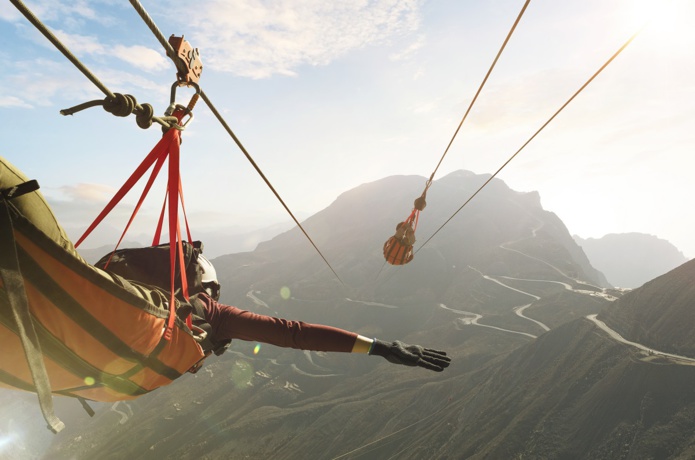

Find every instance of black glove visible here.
[369,340,451,372]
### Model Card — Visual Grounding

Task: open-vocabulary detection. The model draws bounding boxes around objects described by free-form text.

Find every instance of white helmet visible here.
[198,254,220,300]
[198,254,218,284]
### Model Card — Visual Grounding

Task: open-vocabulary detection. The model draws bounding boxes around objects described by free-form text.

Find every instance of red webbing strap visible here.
[174,221,193,329]
[405,208,420,232]
[152,179,192,246]
[164,127,193,339]
[103,153,168,268]
[153,156,193,331]
[74,129,179,249]
[178,176,193,243]
[153,190,168,246]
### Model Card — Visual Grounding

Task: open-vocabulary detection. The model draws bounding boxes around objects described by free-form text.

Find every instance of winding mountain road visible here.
[247,290,273,310]
[451,225,619,339]
[110,401,132,425]
[344,298,399,309]
[439,303,538,339]
[587,314,695,366]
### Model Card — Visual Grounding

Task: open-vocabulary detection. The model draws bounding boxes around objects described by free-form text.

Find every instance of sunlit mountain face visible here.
[5,171,695,460]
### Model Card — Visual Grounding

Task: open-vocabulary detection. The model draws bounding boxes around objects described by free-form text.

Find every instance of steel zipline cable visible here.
[378,0,530,275]
[9,0,113,98]
[127,0,344,285]
[425,0,530,189]
[9,0,344,285]
[415,26,645,255]
[9,0,178,130]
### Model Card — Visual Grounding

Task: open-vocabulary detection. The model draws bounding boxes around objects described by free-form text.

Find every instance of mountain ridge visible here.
[6,170,695,459]
[599,257,695,357]
[574,232,688,288]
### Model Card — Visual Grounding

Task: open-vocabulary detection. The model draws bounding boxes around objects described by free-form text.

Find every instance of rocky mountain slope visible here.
[599,258,695,357]
[7,171,694,459]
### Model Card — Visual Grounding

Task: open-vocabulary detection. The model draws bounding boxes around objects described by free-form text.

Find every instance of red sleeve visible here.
[200,296,358,353]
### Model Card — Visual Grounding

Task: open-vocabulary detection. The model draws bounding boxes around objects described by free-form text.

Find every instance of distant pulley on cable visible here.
[381,0,530,266]
[383,193,426,265]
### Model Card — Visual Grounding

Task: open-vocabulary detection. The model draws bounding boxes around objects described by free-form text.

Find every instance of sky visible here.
[2,0,694,258]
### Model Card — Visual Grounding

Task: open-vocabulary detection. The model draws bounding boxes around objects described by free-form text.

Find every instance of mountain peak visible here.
[575,232,688,288]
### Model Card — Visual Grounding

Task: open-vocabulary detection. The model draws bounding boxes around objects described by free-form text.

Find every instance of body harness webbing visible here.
[0,180,65,433]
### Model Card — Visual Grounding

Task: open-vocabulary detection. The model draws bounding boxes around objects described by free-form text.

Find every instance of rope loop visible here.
[135,103,154,129]
[103,93,136,117]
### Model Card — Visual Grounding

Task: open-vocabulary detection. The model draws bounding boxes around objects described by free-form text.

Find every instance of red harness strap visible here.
[75,110,192,339]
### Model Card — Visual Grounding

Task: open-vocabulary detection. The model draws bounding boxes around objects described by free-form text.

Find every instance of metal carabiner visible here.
[164,82,201,130]
[169,81,201,112]
[163,104,194,131]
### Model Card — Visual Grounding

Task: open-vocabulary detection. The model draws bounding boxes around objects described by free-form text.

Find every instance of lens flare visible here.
[280,286,291,300]
[254,343,261,355]
[230,360,254,389]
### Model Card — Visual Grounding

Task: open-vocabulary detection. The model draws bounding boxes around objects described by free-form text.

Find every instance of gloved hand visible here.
[369,340,451,372]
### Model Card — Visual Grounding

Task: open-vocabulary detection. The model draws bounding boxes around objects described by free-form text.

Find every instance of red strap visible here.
[75,128,180,248]
[153,190,167,246]
[77,109,193,341]
[173,221,193,330]
[103,154,168,268]
[153,171,192,244]
[404,208,420,232]
[164,125,187,340]
[178,176,193,243]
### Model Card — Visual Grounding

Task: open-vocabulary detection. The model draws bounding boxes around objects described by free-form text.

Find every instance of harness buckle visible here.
[190,324,208,343]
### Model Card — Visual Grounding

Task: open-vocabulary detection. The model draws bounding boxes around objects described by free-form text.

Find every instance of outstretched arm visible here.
[203,297,451,372]
[352,335,451,372]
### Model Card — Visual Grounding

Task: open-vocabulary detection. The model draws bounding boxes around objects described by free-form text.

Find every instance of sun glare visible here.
[623,0,695,51]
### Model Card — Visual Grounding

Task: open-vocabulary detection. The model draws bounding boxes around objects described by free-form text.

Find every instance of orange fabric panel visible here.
[23,282,138,375]
[2,229,205,402]
[124,367,174,393]
[0,318,190,402]
[91,327,204,394]
[0,324,88,391]
[122,328,204,393]
[67,386,142,403]
[17,232,165,356]
[155,325,205,375]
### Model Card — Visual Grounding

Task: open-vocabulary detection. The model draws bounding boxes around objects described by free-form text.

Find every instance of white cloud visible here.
[112,45,169,72]
[0,95,32,109]
[53,29,105,55]
[4,57,165,108]
[10,0,100,24]
[97,68,169,100]
[0,2,22,21]
[389,34,425,61]
[52,30,167,73]
[57,183,115,203]
[8,59,102,107]
[180,0,424,78]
